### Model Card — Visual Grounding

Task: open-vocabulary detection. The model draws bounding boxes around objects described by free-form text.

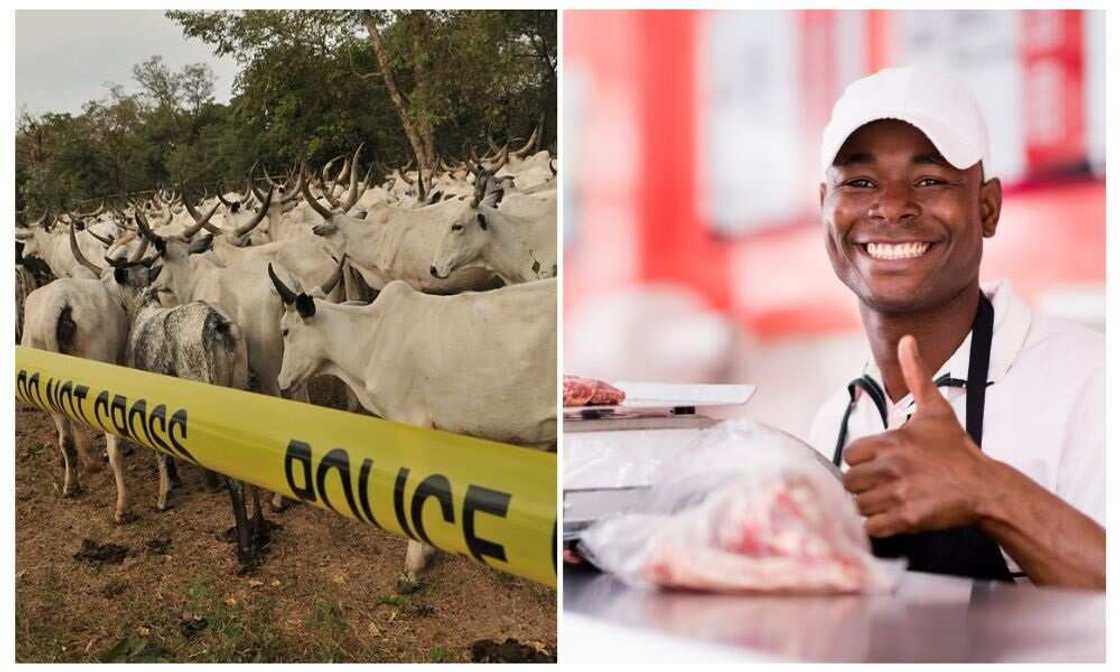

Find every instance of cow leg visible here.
[268,382,312,512]
[52,414,82,497]
[105,434,133,523]
[156,452,173,511]
[248,485,271,553]
[166,457,183,488]
[343,386,362,413]
[403,541,437,583]
[226,478,254,567]
[202,468,222,492]
[72,426,100,474]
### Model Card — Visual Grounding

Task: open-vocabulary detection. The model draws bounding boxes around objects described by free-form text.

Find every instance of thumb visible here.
[898,335,952,417]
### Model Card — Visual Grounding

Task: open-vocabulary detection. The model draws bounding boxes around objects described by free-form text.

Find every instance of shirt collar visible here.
[861,280,1033,404]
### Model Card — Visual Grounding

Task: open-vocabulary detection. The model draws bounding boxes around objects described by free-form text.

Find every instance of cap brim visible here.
[820,111,984,177]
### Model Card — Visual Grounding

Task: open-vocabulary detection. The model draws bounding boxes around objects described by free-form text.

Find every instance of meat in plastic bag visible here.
[576,420,903,594]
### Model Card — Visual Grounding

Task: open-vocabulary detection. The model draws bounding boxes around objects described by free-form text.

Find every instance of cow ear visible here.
[148,264,162,283]
[188,235,213,254]
[476,213,488,230]
[154,238,167,256]
[295,293,317,319]
[113,267,128,284]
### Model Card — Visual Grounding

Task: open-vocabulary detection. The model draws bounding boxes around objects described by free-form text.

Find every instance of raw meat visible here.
[639,476,870,593]
[577,420,901,594]
[588,380,626,405]
[563,376,596,406]
[564,376,625,407]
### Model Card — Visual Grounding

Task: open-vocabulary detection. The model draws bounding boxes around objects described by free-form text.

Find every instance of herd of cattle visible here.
[15,133,558,580]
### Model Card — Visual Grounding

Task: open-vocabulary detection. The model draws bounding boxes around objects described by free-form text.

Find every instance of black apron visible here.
[832,292,1016,582]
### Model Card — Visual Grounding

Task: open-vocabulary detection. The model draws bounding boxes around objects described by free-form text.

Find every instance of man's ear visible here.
[979,177,1002,238]
[295,293,316,319]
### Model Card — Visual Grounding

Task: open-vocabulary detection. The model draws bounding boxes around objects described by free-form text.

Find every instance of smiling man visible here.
[807,67,1104,589]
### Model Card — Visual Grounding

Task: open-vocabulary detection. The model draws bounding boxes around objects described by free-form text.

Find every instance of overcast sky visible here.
[15,10,240,116]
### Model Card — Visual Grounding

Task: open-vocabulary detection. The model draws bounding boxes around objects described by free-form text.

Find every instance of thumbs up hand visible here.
[841,335,997,537]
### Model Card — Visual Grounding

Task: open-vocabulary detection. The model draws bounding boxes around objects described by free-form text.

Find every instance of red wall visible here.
[565,10,1104,341]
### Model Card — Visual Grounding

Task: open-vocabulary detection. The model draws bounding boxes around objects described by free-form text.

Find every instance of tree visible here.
[169,9,556,171]
[16,10,556,213]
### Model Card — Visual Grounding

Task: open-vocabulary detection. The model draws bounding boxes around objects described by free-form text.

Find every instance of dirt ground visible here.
[15,401,556,663]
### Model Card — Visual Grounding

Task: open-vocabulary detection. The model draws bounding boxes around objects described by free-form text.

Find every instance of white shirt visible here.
[807,281,1105,574]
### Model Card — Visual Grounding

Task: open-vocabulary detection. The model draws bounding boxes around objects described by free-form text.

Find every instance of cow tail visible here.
[45,298,77,355]
[210,314,250,391]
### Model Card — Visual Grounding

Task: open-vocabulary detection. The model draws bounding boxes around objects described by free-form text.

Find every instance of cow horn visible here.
[76,201,105,219]
[128,234,151,264]
[336,154,352,186]
[401,156,414,172]
[216,190,236,209]
[86,228,115,247]
[300,163,335,221]
[357,163,375,194]
[492,144,510,170]
[512,123,540,158]
[235,186,272,236]
[15,227,33,240]
[249,166,268,206]
[340,144,364,213]
[549,158,557,175]
[240,168,256,201]
[267,263,297,305]
[103,232,148,268]
[279,169,303,203]
[321,154,344,190]
[133,208,164,245]
[69,221,103,276]
[181,192,220,239]
[320,254,347,296]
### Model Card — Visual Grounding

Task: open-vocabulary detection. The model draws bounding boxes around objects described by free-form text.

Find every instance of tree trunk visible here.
[362,12,433,185]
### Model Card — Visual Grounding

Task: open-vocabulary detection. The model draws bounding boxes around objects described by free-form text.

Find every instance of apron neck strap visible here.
[834,290,995,466]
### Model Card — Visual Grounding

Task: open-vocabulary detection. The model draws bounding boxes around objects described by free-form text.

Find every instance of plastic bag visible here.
[577,420,903,594]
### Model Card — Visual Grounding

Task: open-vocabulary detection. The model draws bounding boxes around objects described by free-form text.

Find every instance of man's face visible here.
[819,119,1000,314]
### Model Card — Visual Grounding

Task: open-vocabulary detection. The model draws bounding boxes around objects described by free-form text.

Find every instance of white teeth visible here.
[865,242,930,260]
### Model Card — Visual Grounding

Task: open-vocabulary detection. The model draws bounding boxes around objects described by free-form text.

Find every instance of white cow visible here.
[430,172,557,284]
[300,167,502,294]
[268,269,556,579]
[20,223,159,522]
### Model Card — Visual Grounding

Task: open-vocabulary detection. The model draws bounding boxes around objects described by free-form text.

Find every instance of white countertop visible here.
[562,566,1104,662]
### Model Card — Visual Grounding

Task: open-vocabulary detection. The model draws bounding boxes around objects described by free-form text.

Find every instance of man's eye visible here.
[845,178,874,188]
[916,177,944,187]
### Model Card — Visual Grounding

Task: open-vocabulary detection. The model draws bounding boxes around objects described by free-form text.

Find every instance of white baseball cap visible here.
[819,66,992,178]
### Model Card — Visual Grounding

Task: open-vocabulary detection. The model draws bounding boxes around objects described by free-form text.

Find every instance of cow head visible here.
[429,171,504,279]
[15,212,51,260]
[268,257,346,393]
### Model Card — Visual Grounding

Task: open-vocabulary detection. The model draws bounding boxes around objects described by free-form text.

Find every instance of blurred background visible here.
[563,9,1105,439]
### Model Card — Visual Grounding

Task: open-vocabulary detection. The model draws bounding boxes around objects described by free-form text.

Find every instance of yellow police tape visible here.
[15,346,557,587]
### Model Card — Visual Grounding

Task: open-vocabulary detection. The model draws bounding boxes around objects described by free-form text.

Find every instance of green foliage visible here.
[16,10,556,215]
